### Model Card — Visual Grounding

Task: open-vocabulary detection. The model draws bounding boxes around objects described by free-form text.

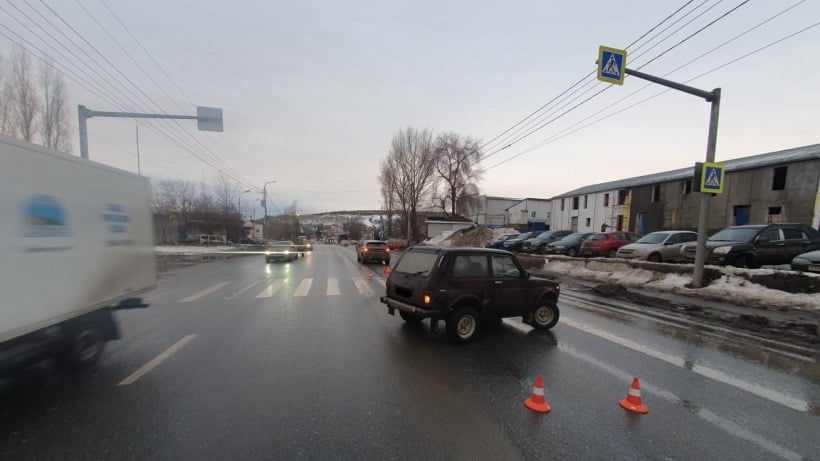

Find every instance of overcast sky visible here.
[1,0,818,216]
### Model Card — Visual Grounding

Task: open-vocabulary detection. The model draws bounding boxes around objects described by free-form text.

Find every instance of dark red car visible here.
[579,231,642,258]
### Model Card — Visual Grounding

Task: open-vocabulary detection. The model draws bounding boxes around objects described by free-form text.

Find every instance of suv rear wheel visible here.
[446,306,481,344]
[530,302,559,330]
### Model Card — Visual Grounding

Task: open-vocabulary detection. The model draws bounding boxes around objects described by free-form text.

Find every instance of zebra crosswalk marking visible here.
[255,280,284,298]
[294,278,313,297]
[327,278,340,296]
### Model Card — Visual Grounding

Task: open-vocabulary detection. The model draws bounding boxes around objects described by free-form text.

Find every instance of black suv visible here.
[680,223,820,268]
[380,246,561,343]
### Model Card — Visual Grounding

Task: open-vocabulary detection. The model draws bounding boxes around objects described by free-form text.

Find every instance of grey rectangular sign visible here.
[197,106,223,132]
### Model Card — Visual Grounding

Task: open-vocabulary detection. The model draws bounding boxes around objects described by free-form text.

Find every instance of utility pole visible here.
[595,46,721,288]
[262,180,276,239]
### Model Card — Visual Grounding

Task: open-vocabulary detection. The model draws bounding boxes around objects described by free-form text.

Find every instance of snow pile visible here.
[155,245,235,254]
[541,260,819,311]
[425,230,456,246]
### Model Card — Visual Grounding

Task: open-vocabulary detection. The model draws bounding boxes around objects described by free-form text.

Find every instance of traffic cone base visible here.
[619,377,649,414]
[384,265,392,275]
[524,375,551,414]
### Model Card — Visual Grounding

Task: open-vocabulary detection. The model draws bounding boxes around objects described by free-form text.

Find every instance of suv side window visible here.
[452,255,489,279]
[782,228,804,240]
[491,255,521,278]
[682,233,698,243]
[666,234,681,245]
[760,228,781,242]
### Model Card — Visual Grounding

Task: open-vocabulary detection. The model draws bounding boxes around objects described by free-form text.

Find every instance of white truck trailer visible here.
[0,135,156,375]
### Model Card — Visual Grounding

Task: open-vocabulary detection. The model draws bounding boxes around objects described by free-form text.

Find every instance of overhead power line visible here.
[481,0,752,163]
[484,19,819,172]
[479,0,703,158]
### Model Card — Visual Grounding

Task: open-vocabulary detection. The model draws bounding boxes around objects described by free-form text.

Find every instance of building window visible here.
[684,179,692,194]
[772,166,787,190]
[767,206,782,224]
[604,193,609,207]
[768,206,782,215]
[616,214,623,231]
[584,195,588,209]
[618,189,628,205]
[560,199,565,211]
[652,184,661,202]
[531,211,536,218]
[572,197,579,210]
[585,218,591,227]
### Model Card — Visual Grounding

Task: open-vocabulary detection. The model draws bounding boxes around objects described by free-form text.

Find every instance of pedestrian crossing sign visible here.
[597,46,627,85]
[700,162,725,194]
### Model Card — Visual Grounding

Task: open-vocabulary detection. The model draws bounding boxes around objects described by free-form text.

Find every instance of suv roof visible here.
[406,246,514,255]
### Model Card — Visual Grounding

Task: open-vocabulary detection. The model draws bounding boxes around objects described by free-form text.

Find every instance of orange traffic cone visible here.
[619,376,649,414]
[368,273,374,281]
[384,265,392,275]
[524,375,551,413]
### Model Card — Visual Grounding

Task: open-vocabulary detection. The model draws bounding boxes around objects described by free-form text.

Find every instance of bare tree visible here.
[0,53,14,136]
[40,59,71,152]
[9,46,39,142]
[379,160,397,238]
[433,132,483,218]
[383,127,436,241]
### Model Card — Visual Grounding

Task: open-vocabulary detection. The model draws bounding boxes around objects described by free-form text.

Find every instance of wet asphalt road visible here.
[1,244,818,460]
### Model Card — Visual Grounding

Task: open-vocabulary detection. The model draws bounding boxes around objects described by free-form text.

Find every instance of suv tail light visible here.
[423,291,432,305]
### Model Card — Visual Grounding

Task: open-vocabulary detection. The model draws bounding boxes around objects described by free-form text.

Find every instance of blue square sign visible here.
[598,46,627,85]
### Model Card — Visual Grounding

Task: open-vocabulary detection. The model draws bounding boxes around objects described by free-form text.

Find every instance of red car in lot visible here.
[579,231,642,258]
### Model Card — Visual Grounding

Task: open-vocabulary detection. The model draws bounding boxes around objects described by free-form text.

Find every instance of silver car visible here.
[616,230,698,262]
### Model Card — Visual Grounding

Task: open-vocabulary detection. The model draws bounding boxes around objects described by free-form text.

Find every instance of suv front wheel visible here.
[530,302,560,330]
[446,306,481,344]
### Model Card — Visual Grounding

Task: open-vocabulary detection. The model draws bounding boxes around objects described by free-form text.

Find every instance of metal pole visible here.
[135,121,141,175]
[78,105,89,160]
[692,88,721,288]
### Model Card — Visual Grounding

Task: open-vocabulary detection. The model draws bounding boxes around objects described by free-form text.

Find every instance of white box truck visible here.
[0,135,156,375]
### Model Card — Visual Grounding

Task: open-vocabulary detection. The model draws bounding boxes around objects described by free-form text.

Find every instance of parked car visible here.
[579,232,642,258]
[265,240,299,262]
[503,231,542,252]
[485,233,517,249]
[380,246,561,343]
[790,250,820,272]
[617,230,698,262]
[542,232,594,257]
[386,239,409,251]
[357,240,391,264]
[521,230,574,254]
[680,223,820,268]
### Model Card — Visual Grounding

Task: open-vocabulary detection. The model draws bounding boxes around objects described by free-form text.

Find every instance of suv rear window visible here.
[367,242,387,248]
[394,251,438,275]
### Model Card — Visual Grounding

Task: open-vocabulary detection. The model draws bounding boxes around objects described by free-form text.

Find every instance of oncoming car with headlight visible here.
[265,240,299,262]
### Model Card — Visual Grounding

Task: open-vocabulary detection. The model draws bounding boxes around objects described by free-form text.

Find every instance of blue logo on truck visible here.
[102,203,130,234]
[22,195,70,238]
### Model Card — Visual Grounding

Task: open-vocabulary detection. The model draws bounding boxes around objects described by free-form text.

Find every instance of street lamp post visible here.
[262,180,277,239]
[238,189,250,242]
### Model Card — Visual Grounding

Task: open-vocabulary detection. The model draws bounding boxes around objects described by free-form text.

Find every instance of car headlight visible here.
[712,246,732,255]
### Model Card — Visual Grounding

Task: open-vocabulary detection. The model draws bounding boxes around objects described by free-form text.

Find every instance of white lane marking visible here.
[560,316,809,412]
[327,278,340,296]
[354,278,373,296]
[559,343,804,461]
[118,334,196,386]
[294,278,313,297]
[178,282,230,303]
[255,280,284,298]
[225,280,262,300]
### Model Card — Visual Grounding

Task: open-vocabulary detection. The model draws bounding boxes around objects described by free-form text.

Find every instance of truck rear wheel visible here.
[530,302,559,330]
[57,324,105,371]
[446,306,480,344]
